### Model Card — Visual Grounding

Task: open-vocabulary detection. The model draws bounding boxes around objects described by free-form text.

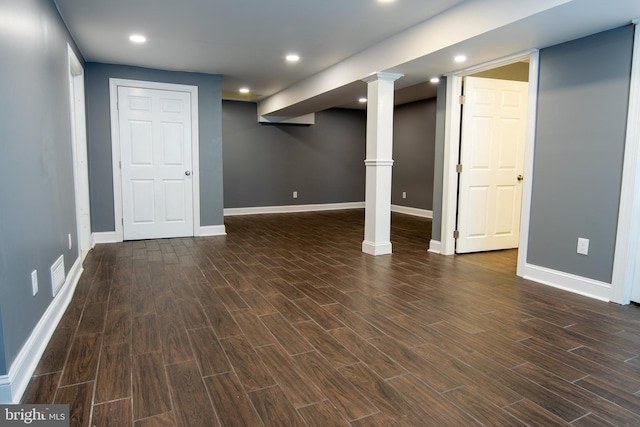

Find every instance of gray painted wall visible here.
[85,63,224,231]
[391,99,437,211]
[0,0,83,374]
[527,26,633,283]
[223,101,366,208]
[431,77,448,242]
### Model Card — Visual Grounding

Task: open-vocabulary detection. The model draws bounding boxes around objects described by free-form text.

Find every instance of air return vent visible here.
[50,255,65,297]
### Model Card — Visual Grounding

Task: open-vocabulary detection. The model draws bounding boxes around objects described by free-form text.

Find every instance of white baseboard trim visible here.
[521,263,611,302]
[0,256,83,403]
[92,231,118,245]
[199,225,227,236]
[362,240,393,256]
[391,205,433,218]
[428,239,442,254]
[224,202,365,216]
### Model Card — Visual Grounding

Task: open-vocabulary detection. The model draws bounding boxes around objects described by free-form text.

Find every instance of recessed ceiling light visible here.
[430,77,440,84]
[378,0,395,3]
[286,54,300,62]
[454,55,467,63]
[129,34,146,43]
[359,97,368,103]
[239,87,250,94]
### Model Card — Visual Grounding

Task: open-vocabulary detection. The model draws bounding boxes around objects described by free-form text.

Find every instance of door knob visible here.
[517,174,524,182]
[185,170,191,176]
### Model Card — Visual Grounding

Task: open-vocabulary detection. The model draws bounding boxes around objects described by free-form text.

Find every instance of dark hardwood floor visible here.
[22,210,640,426]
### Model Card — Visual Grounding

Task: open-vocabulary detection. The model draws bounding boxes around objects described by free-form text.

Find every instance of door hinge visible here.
[119,160,121,169]
[459,95,465,104]
[456,164,462,173]
[453,230,460,239]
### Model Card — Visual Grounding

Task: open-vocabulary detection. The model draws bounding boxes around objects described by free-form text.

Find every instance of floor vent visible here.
[51,255,65,297]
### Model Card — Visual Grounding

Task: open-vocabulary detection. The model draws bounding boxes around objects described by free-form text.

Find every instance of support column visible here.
[361,72,403,256]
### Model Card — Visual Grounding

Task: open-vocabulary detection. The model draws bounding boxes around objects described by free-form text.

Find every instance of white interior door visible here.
[118,86,193,240]
[456,76,528,253]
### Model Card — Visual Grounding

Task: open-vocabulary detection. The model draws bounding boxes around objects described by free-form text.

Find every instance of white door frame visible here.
[440,50,539,279]
[67,45,91,255]
[611,20,640,305]
[109,78,201,242]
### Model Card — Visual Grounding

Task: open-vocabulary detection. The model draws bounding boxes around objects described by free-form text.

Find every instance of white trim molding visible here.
[610,20,640,304]
[362,240,393,256]
[224,202,365,216]
[428,240,442,254]
[67,45,91,255]
[516,51,540,278]
[0,257,83,403]
[522,263,611,302]
[199,225,227,236]
[108,79,200,242]
[391,205,433,218]
[92,232,118,246]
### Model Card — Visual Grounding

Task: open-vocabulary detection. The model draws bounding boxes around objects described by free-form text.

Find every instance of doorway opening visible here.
[109,79,201,242]
[440,51,540,279]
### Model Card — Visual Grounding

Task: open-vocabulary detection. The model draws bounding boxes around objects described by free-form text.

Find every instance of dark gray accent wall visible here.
[223,101,366,208]
[85,63,223,231]
[0,0,83,374]
[527,26,633,283]
[392,99,437,210]
[431,77,448,242]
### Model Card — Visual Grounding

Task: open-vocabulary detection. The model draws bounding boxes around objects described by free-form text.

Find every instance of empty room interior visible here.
[2,0,640,426]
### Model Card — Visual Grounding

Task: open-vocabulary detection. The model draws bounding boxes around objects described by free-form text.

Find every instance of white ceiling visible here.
[54,0,640,115]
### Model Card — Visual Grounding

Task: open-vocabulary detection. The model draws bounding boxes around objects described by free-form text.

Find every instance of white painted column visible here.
[362,72,403,256]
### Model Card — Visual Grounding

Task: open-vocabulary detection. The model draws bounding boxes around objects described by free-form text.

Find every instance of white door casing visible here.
[67,45,91,254]
[109,79,200,242]
[456,76,528,253]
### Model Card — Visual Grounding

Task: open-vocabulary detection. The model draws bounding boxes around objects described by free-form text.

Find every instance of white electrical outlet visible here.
[68,233,73,250]
[402,192,407,199]
[577,238,589,256]
[293,191,298,199]
[31,270,38,296]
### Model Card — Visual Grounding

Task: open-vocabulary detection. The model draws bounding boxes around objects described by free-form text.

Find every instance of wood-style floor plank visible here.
[60,333,101,386]
[254,343,326,408]
[297,400,350,427]
[92,398,133,427]
[203,372,262,427]
[186,327,232,377]
[95,342,131,403]
[133,413,176,427]
[132,351,172,420]
[54,382,93,427]
[219,335,276,392]
[293,351,377,421]
[248,385,307,427]
[21,372,60,404]
[259,312,314,355]
[166,360,219,427]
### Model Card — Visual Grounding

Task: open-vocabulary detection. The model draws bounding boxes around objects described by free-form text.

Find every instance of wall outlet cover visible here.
[577,238,589,256]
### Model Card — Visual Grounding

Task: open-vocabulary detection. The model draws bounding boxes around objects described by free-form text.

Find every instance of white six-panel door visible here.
[456,76,528,253]
[118,86,193,240]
